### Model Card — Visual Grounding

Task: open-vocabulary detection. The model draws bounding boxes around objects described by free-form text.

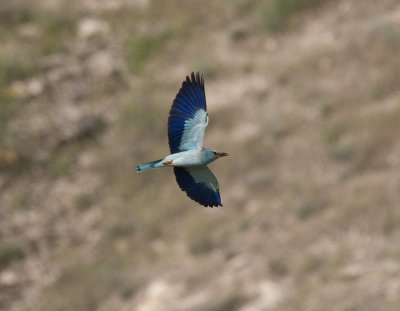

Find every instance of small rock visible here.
[18,23,41,39]
[0,270,19,286]
[10,78,44,98]
[241,280,283,311]
[78,18,110,39]
[137,280,183,311]
[87,51,116,78]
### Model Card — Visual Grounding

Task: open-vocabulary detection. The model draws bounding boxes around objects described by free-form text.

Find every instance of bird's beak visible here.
[217,152,228,157]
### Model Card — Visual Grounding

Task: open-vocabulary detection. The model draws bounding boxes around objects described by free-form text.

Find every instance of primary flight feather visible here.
[136,72,228,207]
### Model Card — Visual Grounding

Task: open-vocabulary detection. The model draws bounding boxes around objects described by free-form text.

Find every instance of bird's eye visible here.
[213,151,217,155]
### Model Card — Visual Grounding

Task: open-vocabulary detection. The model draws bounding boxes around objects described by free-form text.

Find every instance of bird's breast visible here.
[164,150,204,167]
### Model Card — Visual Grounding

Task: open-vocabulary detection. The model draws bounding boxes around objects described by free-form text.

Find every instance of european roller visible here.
[136,72,228,207]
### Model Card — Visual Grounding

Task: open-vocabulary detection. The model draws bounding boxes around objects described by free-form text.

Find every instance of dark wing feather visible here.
[168,73,207,154]
[173,166,222,207]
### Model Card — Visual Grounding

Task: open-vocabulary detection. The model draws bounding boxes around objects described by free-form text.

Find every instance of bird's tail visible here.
[136,159,163,172]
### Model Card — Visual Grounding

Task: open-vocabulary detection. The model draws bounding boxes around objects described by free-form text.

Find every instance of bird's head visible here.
[202,149,228,164]
[212,151,229,158]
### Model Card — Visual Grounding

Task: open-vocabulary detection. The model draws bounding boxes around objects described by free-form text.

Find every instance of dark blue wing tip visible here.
[205,190,222,208]
[191,187,223,208]
[184,72,204,90]
[173,167,223,208]
[196,188,222,208]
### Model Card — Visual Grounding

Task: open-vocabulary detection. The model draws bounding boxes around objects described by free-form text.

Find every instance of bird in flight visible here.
[136,72,228,207]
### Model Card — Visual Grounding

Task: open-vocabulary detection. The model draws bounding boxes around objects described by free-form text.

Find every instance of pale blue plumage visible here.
[178,109,208,151]
[136,72,227,207]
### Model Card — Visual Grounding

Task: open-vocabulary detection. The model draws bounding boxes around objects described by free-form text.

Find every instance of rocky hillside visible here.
[1,0,400,310]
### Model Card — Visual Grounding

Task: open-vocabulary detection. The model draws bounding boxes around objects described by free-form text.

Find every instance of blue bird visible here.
[136,72,228,207]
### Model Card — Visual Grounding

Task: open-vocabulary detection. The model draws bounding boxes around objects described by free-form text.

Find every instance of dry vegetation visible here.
[1,0,400,310]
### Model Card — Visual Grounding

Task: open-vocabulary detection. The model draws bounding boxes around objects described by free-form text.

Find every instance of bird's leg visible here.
[163,159,173,166]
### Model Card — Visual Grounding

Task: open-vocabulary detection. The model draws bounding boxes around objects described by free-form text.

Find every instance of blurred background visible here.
[1,0,400,310]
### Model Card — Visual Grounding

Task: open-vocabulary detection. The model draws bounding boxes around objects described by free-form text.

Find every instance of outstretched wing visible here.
[168,72,208,154]
[173,166,222,207]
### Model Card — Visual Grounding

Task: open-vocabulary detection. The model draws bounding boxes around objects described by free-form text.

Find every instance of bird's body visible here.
[136,148,226,171]
[163,149,209,167]
[136,73,227,207]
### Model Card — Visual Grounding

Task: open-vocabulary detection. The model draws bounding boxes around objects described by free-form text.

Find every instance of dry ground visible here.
[1,0,400,310]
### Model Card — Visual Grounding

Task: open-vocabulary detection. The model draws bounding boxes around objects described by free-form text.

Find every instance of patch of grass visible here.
[322,121,346,144]
[0,244,25,271]
[0,4,76,55]
[0,54,33,87]
[257,0,328,32]
[36,10,76,54]
[126,30,173,72]
[51,151,73,177]
[120,99,162,130]
[0,53,37,142]
[0,101,14,140]
[11,189,30,210]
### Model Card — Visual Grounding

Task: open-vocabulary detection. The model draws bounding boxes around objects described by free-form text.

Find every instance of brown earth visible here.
[1,0,400,310]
